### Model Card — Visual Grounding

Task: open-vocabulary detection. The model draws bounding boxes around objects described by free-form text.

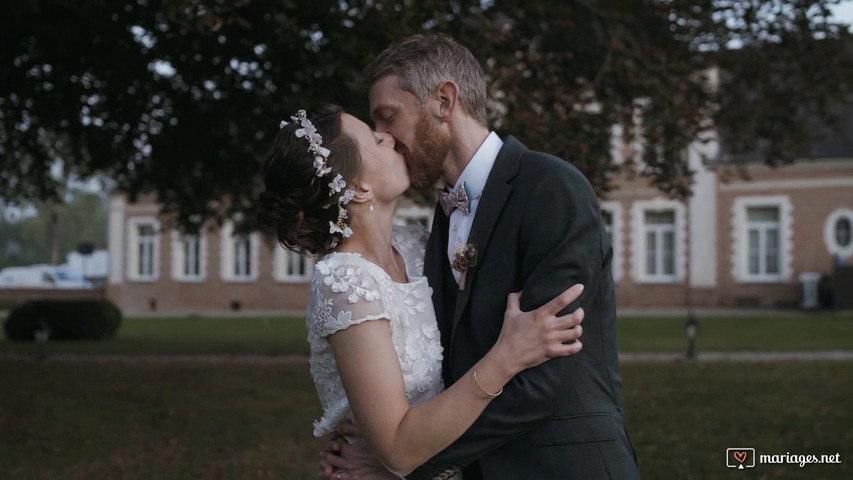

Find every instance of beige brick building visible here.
[106,196,432,315]
[106,132,852,315]
[606,157,852,309]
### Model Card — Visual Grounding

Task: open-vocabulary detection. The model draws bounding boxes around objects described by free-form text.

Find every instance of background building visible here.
[105,115,853,315]
[106,195,433,315]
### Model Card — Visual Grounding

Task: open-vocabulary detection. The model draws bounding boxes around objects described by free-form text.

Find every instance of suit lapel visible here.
[451,136,524,330]
[425,202,456,364]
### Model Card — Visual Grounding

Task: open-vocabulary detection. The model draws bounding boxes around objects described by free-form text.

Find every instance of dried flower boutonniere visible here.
[451,243,479,290]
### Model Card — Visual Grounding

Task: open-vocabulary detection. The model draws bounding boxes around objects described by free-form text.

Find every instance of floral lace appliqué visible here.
[317,258,381,304]
[306,224,443,437]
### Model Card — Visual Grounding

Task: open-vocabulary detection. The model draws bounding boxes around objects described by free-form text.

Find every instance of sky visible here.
[832,1,853,29]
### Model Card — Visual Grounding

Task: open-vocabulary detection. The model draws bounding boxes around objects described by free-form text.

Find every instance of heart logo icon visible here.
[734,451,747,464]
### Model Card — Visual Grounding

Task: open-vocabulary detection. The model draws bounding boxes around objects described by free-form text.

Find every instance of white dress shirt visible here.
[447,131,503,283]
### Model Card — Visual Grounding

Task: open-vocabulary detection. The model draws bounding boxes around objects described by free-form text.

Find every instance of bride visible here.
[258,105,584,478]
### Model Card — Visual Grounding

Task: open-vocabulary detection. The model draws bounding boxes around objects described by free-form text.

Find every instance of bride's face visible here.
[340,114,410,204]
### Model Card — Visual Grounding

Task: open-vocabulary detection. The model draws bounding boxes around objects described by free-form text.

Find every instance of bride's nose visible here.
[382,132,396,148]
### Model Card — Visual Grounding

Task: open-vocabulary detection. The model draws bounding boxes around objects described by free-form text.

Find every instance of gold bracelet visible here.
[472,371,503,398]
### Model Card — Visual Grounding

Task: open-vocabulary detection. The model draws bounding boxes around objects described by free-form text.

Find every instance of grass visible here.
[0,360,322,480]
[619,312,853,352]
[0,310,852,478]
[617,311,853,352]
[2,310,851,356]
[621,361,852,479]
[1,360,850,479]
[0,315,310,356]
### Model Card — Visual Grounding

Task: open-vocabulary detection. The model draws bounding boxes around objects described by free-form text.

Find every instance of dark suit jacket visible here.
[408,137,639,479]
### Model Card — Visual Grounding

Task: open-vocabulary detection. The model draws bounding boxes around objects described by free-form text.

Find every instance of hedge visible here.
[3,299,122,341]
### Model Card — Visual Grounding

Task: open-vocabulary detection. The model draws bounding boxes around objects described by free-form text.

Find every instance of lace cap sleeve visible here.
[311,254,390,337]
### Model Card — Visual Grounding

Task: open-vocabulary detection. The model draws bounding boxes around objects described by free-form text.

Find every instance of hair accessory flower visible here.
[280,110,355,240]
[328,174,346,195]
[338,188,356,205]
[451,243,478,290]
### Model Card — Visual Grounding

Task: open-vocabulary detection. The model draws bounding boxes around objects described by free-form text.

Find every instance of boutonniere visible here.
[451,243,478,290]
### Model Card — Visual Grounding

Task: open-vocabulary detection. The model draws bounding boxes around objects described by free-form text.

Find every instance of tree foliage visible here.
[0,190,108,269]
[1,0,851,227]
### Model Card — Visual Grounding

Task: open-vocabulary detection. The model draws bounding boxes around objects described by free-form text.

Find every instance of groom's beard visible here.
[407,111,449,192]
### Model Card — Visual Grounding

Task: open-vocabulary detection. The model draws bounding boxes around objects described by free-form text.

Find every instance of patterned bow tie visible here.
[439,182,471,216]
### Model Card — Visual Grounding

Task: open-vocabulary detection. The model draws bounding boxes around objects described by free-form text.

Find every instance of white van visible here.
[0,264,93,289]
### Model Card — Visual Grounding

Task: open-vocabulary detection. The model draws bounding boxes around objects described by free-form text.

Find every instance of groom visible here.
[326,33,639,479]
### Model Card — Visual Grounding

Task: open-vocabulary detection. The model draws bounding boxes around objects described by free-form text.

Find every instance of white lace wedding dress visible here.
[307,224,447,440]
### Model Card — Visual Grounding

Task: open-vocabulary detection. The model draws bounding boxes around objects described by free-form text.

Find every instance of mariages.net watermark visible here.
[726,448,842,470]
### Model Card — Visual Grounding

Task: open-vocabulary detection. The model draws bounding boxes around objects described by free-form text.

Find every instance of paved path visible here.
[0,353,309,364]
[3,351,853,364]
[619,350,853,362]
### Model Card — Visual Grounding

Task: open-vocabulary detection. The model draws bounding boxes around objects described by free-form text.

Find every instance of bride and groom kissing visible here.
[258,33,640,479]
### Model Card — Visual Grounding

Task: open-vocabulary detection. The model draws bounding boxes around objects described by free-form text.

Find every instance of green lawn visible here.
[1,310,852,478]
[2,310,851,356]
[621,361,852,479]
[0,360,322,480]
[0,315,310,356]
[1,360,850,479]
[617,311,853,352]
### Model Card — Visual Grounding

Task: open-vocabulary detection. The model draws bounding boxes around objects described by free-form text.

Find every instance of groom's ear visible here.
[435,81,458,122]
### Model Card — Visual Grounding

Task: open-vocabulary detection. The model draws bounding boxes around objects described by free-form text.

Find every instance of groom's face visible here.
[369,75,447,191]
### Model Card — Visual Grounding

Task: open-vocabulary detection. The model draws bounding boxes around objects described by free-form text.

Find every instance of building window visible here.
[731,196,792,283]
[644,210,676,281]
[274,247,314,282]
[746,207,780,277]
[837,218,852,247]
[599,201,624,283]
[233,235,252,279]
[171,232,207,282]
[220,221,259,282]
[630,199,685,284]
[824,208,853,259]
[138,225,156,278]
[126,218,160,281]
[184,235,201,277]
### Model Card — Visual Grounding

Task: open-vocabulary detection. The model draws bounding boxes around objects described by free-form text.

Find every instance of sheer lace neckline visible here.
[327,239,423,286]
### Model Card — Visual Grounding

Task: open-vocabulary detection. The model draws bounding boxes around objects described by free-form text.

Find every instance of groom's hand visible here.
[320,421,399,480]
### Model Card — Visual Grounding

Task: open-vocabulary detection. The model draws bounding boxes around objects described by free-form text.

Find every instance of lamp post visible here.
[34,319,50,361]
[683,196,698,360]
[685,311,698,359]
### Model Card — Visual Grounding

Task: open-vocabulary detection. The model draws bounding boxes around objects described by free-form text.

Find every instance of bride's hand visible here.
[319,422,398,480]
[495,284,584,372]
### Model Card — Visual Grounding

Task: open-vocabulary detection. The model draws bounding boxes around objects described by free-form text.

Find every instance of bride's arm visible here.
[327,284,584,476]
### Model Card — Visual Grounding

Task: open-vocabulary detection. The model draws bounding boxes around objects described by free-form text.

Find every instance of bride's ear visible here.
[348,184,373,206]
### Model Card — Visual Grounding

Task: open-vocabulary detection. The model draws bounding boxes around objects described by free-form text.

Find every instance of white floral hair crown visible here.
[281,110,355,242]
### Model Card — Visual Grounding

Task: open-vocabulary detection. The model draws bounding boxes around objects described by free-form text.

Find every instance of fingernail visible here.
[575,284,584,292]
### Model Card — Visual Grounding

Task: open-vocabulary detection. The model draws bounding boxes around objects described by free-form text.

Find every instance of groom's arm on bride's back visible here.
[407,157,605,479]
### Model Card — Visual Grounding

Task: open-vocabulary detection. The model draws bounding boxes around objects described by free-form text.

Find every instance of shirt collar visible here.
[452,131,503,198]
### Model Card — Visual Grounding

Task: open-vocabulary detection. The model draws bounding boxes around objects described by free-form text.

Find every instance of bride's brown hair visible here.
[258,105,361,256]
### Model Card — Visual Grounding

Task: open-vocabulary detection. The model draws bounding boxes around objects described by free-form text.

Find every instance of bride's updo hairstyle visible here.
[259,104,361,256]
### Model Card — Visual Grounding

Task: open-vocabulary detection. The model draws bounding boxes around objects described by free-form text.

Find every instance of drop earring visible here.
[369,203,375,212]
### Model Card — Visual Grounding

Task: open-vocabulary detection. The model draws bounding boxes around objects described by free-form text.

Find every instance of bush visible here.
[3,299,122,341]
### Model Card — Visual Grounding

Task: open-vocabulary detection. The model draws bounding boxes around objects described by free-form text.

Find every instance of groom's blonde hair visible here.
[363,33,489,127]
